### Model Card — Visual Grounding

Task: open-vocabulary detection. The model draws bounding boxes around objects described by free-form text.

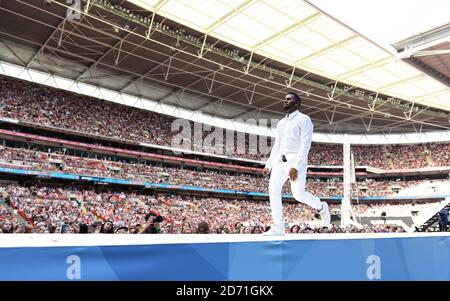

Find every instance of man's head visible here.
[54,225,62,233]
[115,227,129,234]
[79,223,88,234]
[145,212,163,224]
[283,92,301,113]
[14,223,25,233]
[197,221,209,234]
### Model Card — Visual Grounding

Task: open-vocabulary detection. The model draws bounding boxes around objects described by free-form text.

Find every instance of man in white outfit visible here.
[263,92,331,236]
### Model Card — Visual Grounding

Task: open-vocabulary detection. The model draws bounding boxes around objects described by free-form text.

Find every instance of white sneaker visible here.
[319,202,331,227]
[263,226,285,236]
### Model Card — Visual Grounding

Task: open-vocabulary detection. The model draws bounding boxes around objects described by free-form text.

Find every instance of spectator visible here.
[115,227,129,234]
[139,213,163,234]
[196,221,209,234]
[99,221,114,234]
[14,223,26,233]
[79,223,89,234]
[2,220,14,233]
[439,208,449,232]
[290,224,300,234]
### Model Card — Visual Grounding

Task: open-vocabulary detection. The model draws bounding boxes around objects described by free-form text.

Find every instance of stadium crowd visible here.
[0,76,447,235]
[0,145,448,197]
[352,144,450,170]
[0,183,419,234]
[0,75,449,169]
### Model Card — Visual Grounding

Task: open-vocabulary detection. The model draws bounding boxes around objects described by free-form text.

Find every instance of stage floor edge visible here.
[0,233,449,280]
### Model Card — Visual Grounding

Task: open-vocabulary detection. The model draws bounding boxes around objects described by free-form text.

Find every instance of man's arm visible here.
[265,123,280,170]
[292,116,313,170]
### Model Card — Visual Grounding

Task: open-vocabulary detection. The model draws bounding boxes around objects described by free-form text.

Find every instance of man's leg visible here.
[290,163,330,226]
[290,163,321,210]
[267,164,288,231]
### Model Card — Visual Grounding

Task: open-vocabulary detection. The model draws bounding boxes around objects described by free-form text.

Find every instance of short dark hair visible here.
[197,221,209,234]
[79,223,88,234]
[145,212,163,223]
[115,226,129,233]
[287,92,301,109]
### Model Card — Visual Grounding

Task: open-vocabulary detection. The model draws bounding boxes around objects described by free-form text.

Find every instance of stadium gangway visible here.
[416,198,450,232]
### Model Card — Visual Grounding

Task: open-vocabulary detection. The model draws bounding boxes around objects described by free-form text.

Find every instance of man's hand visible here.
[139,219,154,234]
[263,168,271,177]
[289,168,298,181]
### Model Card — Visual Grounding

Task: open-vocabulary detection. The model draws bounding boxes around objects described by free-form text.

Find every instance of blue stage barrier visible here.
[0,234,449,280]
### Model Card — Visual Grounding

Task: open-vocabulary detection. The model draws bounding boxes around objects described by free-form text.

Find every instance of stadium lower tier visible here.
[0,179,448,234]
[0,144,449,198]
[0,234,449,280]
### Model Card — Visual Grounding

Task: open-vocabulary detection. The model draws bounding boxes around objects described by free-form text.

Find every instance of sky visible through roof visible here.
[127,0,450,111]
[309,0,450,51]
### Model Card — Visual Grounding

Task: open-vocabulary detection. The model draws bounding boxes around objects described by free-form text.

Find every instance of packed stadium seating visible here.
[1,75,449,169]
[0,75,449,235]
[3,183,436,234]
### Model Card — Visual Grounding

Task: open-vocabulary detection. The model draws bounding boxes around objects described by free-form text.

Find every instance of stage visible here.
[0,233,449,280]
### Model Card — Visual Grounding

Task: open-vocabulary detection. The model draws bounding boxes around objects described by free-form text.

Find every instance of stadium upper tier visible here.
[0,75,449,169]
[0,0,449,137]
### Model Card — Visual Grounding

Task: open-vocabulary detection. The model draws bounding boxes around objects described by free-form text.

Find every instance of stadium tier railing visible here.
[0,165,448,202]
[0,127,449,176]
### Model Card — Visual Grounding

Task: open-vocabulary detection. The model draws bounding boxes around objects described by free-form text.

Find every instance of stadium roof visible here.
[309,0,450,53]
[0,0,449,135]
[128,0,450,112]
[392,23,450,89]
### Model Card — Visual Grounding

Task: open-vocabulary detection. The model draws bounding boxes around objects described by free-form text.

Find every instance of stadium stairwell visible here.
[416,198,450,232]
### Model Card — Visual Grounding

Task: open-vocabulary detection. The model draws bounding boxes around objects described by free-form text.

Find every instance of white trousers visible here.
[268,154,322,229]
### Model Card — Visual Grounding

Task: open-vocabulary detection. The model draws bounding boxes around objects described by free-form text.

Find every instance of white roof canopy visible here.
[128,0,450,111]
